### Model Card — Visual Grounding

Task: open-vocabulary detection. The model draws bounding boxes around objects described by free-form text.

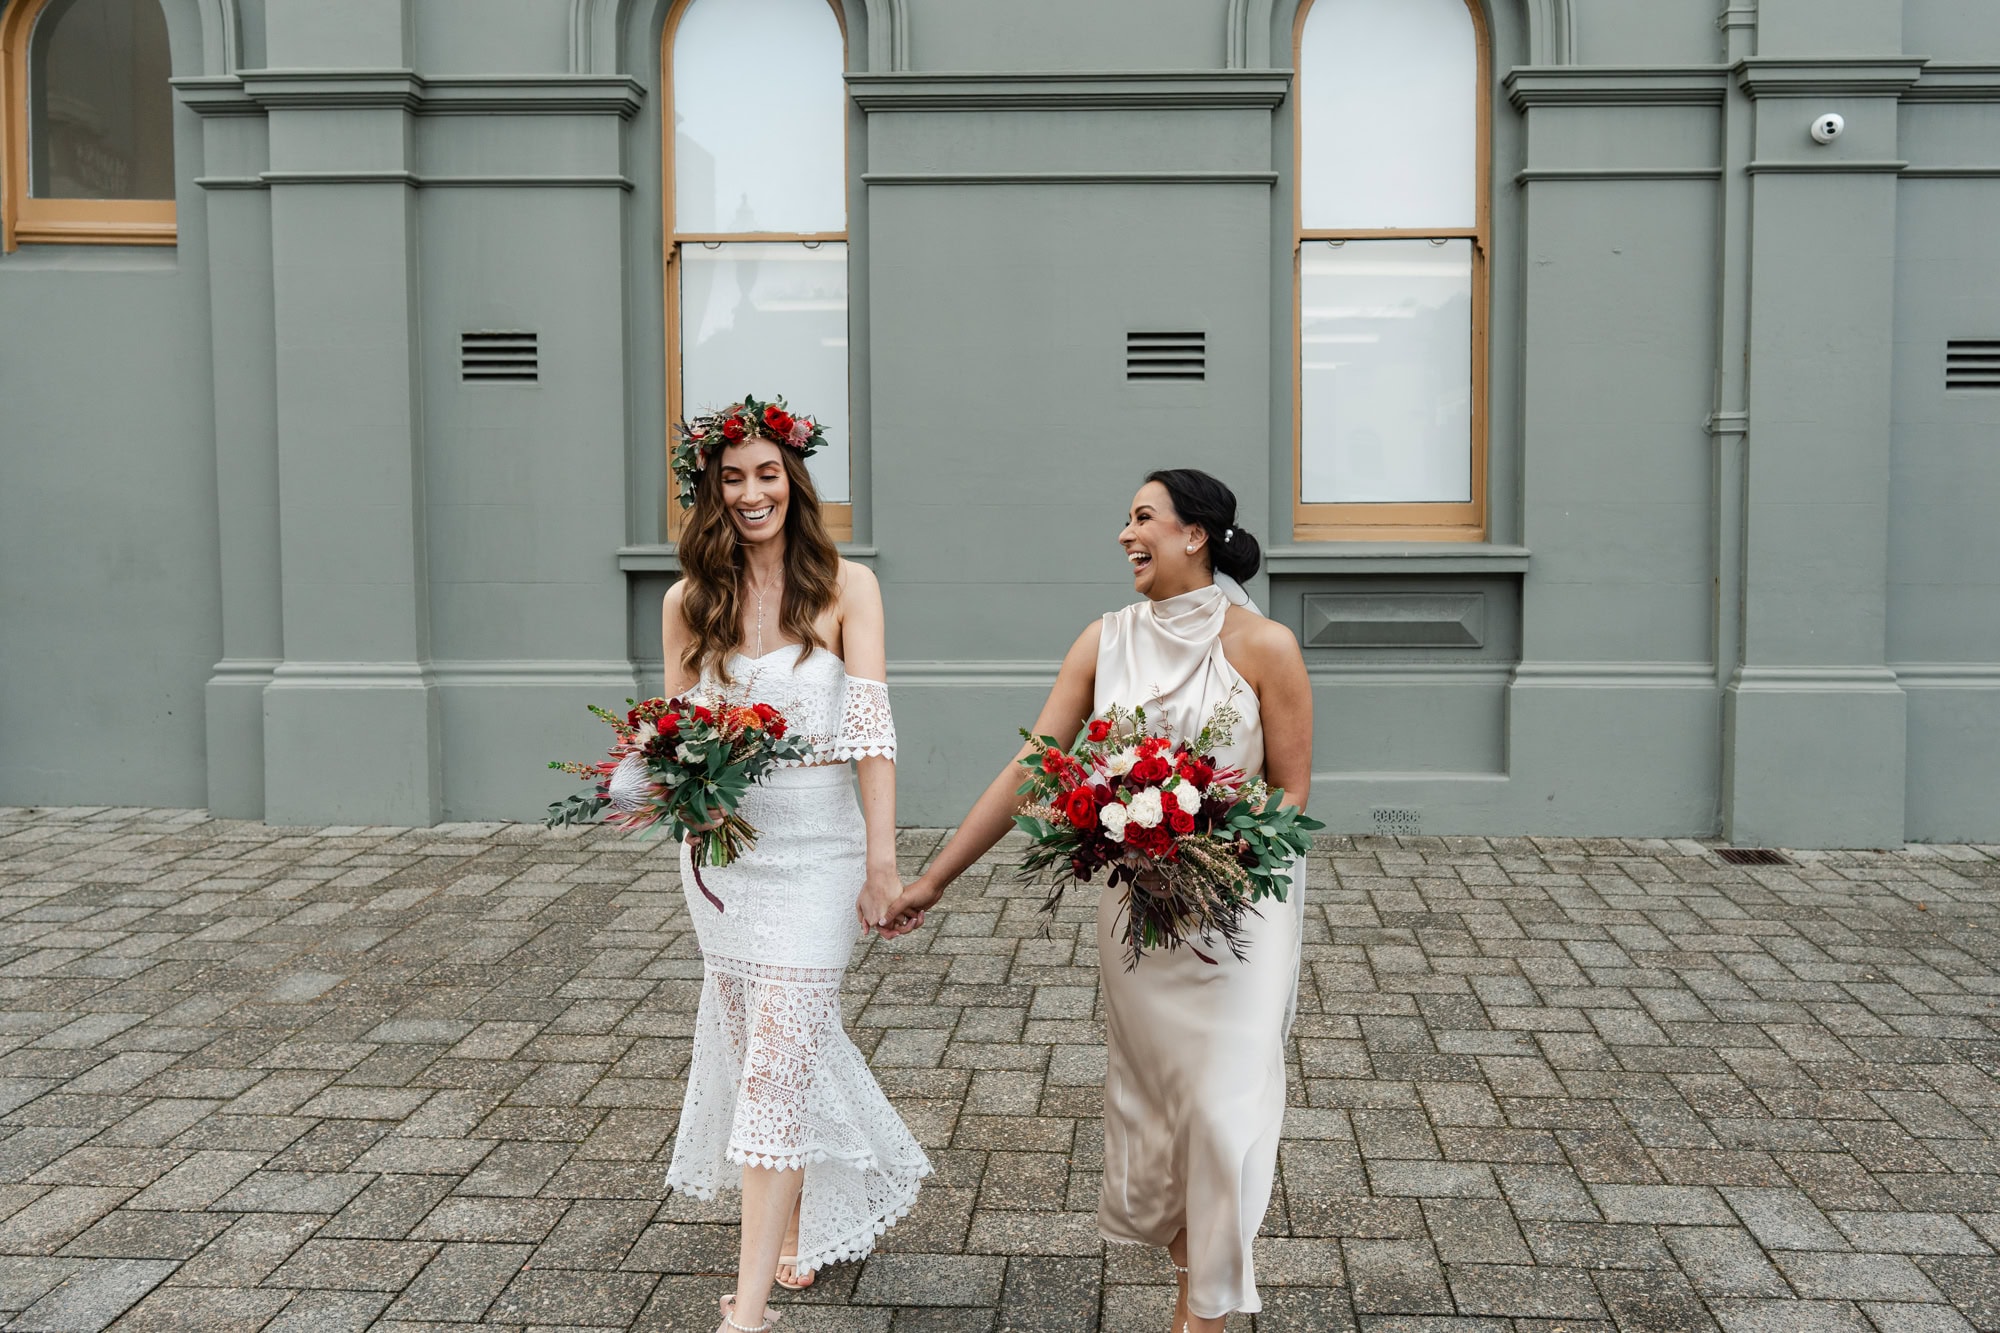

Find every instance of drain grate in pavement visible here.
[1715,846,1793,865]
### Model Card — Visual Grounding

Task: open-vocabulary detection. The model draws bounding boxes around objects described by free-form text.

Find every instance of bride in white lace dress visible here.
[653,397,929,1333]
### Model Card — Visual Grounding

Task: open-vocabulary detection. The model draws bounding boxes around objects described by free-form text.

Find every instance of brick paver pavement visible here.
[0,806,1996,1331]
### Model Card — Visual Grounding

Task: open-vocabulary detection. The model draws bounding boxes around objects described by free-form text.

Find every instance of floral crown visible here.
[671,394,827,508]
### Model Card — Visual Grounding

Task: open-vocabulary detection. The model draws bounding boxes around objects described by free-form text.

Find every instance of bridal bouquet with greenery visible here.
[1012,697,1321,967]
[546,695,813,910]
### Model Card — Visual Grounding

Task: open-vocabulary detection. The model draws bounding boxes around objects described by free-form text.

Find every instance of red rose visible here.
[1132,756,1172,786]
[660,712,682,734]
[1168,807,1195,835]
[720,415,748,442]
[1063,788,1100,829]
[692,705,715,725]
[763,406,795,436]
[1087,719,1112,743]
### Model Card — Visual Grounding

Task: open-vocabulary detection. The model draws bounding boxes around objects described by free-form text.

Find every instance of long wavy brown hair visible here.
[678,440,841,685]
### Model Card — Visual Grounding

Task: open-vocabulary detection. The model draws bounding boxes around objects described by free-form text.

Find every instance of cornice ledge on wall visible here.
[862,170,1279,187]
[1264,544,1530,575]
[1732,57,1927,98]
[189,70,646,117]
[1504,66,1730,110]
[1892,663,2000,688]
[1728,665,1904,693]
[1510,662,1715,689]
[1904,63,2000,103]
[846,69,1292,111]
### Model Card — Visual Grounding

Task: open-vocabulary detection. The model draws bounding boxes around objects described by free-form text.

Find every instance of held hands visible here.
[855,862,903,934]
[875,871,945,939]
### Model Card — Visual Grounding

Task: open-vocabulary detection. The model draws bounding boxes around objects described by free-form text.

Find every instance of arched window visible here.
[1,0,176,251]
[665,0,850,537]
[1294,0,1487,540]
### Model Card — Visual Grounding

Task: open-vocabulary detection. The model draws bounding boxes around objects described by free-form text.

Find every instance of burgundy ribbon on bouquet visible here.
[690,855,724,912]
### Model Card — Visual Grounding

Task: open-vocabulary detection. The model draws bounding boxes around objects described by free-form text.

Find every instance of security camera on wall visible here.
[1810,112,1845,144]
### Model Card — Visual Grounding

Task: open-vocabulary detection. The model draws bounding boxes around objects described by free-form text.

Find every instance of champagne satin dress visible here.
[1092,582,1306,1320]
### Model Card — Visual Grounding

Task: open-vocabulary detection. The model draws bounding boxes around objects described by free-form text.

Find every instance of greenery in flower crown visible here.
[671,393,828,508]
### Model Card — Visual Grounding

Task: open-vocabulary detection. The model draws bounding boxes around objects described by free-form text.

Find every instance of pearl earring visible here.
[1185,544,1196,554]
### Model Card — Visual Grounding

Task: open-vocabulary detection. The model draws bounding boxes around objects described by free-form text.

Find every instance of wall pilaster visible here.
[1721,9,1921,847]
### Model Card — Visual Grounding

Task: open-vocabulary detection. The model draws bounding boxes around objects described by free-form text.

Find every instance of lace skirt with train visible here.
[665,764,931,1270]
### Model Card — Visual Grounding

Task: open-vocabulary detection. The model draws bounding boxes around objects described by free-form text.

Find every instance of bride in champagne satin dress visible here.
[883,469,1315,1330]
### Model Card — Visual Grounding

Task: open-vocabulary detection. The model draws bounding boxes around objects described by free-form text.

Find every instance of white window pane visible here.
[30,0,175,199]
[1299,0,1476,230]
[1300,239,1472,504]
[673,0,845,233]
[681,242,850,503]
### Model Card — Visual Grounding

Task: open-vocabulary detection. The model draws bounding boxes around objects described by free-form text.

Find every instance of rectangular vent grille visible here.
[1371,806,1422,837]
[1126,331,1205,382]
[1716,847,1792,866]
[461,331,539,383]
[1946,340,2000,390]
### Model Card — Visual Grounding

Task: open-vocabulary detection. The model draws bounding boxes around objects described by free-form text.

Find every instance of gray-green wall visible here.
[3,0,1997,847]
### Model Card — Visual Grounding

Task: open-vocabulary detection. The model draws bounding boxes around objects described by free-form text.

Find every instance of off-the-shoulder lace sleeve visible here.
[830,675,895,762]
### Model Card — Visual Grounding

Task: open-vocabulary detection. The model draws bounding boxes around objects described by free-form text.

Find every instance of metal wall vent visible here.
[1126,331,1205,382]
[1946,340,2000,390]
[1716,847,1792,866]
[461,331,539,383]
[1371,806,1422,837]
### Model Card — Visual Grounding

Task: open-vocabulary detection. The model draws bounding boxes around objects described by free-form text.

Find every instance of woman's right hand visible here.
[877,872,944,938]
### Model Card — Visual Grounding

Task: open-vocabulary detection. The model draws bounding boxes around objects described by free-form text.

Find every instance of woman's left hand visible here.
[856,863,902,934]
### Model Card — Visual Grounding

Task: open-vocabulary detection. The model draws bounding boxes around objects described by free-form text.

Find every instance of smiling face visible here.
[717,437,789,546]
[1118,480,1208,600]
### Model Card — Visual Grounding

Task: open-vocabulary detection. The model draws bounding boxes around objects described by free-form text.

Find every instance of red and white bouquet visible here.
[1014,698,1321,967]
[546,696,814,910]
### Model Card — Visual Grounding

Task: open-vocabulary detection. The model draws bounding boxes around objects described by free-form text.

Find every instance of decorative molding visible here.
[1505,66,1729,109]
[208,658,283,684]
[201,172,633,192]
[1717,6,1758,33]
[570,0,902,74]
[1733,57,1927,99]
[862,170,1278,187]
[1905,64,2000,103]
[179,71,644,118]
[1303,592,1485,649]
[887,660,1061,688]
[1728,665,1903,692]
[1263,543,1530,576]
[1526,0,1577,67]
[617,542,878,573]
[1902,166,2000,179]
[1892,663,2000,688]
[846,70,1290,111]
[1516,167,1721,183]
[1745,160,1908,175]
[193,0,240,77]
[267,661,437,688]
[864,0,909,72]
[1706,410,1750,436]
[1307,663,1513,685]
[430,660,639,689]
[1512,662,1715,689]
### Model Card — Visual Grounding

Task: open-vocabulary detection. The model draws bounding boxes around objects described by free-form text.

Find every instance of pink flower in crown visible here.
[788,420,812,447]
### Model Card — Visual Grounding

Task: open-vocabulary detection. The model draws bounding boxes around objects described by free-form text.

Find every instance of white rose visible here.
[1104,747,1138,777]
[1098,802,1129,842]
[1173,782,1202,815]
[1127,787,1163,829]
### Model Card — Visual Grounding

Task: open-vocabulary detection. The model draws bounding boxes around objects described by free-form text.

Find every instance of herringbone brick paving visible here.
[0,806,1996,1332]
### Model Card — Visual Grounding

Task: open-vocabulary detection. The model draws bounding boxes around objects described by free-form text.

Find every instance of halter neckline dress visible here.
[1092,582,1306,1319]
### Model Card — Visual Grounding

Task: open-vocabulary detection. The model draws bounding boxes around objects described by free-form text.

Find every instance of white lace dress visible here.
[662,646,931,1271]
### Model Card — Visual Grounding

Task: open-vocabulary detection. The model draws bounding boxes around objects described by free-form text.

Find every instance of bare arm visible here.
[880,621,1101,933]
[659,583,700,700]
[838,563,902,930]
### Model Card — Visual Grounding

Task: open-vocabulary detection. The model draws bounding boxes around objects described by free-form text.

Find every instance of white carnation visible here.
[1173,782,1202,814]
[1104,747,1138,777]
[1098,802,1129,842]
[1126,787,1164,829]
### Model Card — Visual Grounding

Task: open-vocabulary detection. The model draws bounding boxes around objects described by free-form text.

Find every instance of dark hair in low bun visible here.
[1144,468,1261,583]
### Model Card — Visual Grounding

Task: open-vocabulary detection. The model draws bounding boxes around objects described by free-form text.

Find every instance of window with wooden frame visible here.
[664,0,851,540]
[1293,0,1488,541]
[1,0,176,251]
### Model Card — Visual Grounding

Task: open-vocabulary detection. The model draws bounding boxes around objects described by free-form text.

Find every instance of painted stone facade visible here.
[2,0,1997,846]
